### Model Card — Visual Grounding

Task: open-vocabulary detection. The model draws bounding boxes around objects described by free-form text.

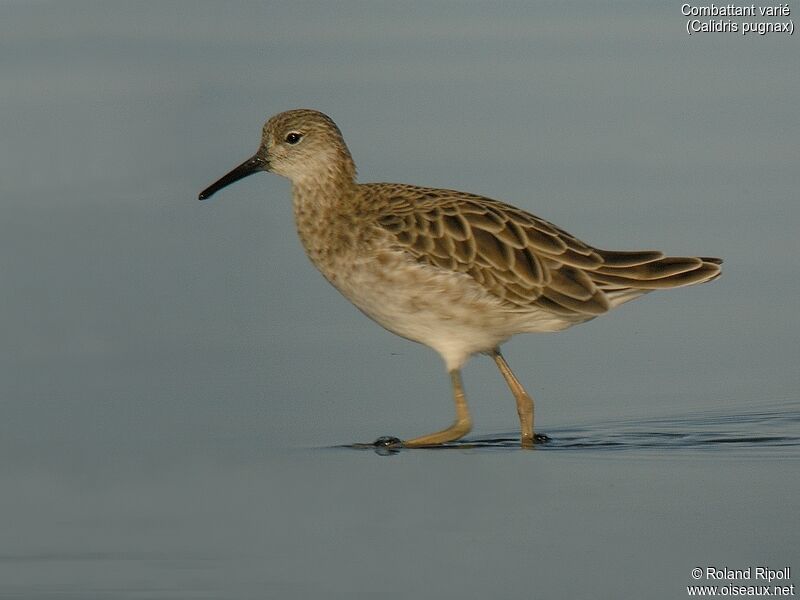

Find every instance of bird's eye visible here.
[285,132,303,144]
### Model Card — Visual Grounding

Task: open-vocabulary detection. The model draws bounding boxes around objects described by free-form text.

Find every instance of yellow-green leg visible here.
[403,370,472,447]
[492,349,535,448]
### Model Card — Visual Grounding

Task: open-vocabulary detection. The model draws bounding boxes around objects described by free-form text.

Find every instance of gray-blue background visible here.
[2,2,798,598]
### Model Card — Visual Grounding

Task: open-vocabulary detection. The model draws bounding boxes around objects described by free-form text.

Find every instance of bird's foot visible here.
[372,436,404,455]
[521,432,551,448]
[373,435,403,447]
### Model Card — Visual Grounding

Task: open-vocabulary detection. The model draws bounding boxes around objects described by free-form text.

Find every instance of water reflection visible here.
[345,399,800,454]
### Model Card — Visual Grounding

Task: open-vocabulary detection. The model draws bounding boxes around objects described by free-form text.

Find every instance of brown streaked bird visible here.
[199,109,721,449]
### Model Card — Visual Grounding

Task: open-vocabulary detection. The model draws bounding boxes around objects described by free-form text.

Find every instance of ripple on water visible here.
[344,399,800,455]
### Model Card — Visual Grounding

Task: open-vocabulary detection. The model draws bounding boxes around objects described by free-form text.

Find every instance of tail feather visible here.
[592,249,722,291]
[595,249,664,267]
[594,256,704,280]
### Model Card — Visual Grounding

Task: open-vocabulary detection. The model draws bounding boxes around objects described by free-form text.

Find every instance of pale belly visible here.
[317,248,571,371]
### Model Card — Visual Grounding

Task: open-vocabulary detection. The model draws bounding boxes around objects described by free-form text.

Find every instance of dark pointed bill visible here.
[198,155,267,200]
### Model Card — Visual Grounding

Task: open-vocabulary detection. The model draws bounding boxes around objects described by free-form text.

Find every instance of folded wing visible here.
[376,188,721,321]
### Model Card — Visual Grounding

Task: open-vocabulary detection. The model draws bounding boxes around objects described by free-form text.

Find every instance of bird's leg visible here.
[402,370,472,447]
[491,349,535,448]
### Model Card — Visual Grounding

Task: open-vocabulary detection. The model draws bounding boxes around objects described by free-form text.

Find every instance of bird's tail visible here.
[589,249,722,307]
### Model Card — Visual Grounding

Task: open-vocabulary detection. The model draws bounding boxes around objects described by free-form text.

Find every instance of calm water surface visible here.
[1,399,797,599]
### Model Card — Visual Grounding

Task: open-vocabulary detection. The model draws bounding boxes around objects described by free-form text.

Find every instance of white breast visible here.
[322,247,570,371]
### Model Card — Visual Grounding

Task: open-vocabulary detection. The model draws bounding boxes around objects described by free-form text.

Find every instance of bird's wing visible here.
[375,186,721,317]
[374,188,615,318]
